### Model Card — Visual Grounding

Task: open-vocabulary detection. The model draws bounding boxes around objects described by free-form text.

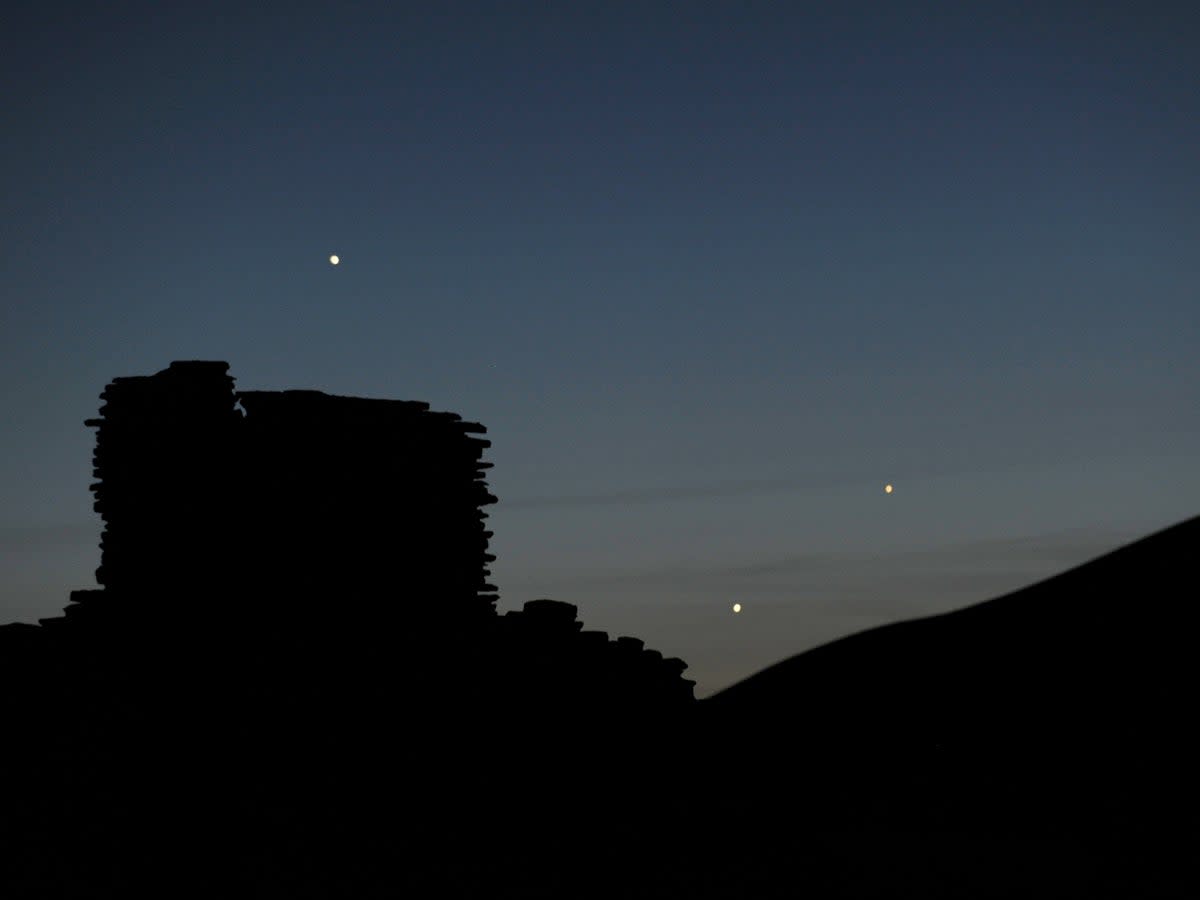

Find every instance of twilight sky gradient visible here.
[3,2,1197,695]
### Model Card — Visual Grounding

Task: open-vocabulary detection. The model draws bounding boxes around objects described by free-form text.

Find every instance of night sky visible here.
[3,2,1197,696]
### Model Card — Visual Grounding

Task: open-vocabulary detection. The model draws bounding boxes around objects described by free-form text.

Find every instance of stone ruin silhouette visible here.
[40,360,694,703]
[0,361,697,896]
[61,360,500,630]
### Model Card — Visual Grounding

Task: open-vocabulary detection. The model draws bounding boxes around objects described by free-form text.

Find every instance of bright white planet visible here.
[732,603,742,613]
[329,254,340,265]
[885,484,894,494]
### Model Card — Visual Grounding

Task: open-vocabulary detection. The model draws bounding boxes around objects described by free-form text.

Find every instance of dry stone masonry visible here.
[33,360,693,704]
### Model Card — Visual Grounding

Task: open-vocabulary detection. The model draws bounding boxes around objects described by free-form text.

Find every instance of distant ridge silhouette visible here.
[710,512,1200,713]
[697,515,1200,897]
[0,361,1195,897]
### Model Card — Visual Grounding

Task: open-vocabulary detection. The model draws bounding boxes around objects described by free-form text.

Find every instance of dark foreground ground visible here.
[3,515,1198,897]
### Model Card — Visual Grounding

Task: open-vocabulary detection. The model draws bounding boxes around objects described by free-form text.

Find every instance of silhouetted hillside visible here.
[707,514,1199,749]
[696,516,1200,897]
[1,360,1195,897]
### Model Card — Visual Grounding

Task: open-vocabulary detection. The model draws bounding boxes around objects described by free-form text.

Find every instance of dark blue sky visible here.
[3,2,1197,694]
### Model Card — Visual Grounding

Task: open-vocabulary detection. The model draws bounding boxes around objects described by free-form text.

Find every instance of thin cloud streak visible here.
[524,527,1134,590]
[497,477,804,510]
[494,449,1164,512]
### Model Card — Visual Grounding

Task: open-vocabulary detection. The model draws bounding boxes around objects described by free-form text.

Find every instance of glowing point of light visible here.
[329,254,340,265]
[732,603,742,613]
[884,484,893,494]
